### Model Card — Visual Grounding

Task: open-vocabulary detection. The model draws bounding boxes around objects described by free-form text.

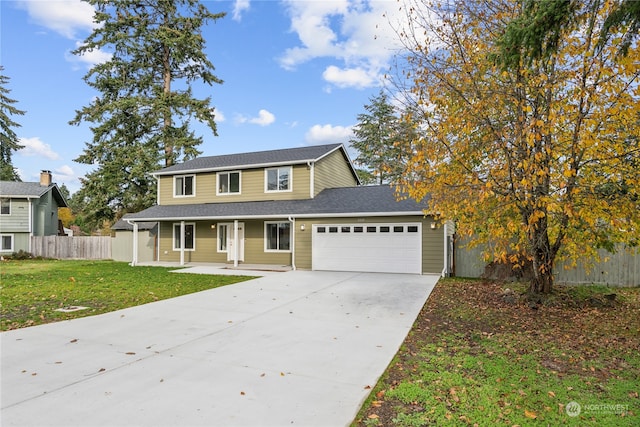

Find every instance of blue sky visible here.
[1,0,408,193]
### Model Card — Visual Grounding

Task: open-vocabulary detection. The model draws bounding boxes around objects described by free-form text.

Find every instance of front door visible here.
[227,222,245,262]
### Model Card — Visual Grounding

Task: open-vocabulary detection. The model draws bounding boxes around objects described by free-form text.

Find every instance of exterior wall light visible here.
[430,222,437,230]
[300,224,306,231]
[210,224,216,230]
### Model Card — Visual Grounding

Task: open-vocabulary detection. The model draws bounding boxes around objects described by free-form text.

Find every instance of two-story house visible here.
[124,143,453,275]
[0,171,68,255]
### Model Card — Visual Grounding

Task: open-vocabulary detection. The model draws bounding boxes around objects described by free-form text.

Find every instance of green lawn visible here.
[353,279,640,426]
[0,259,254,331]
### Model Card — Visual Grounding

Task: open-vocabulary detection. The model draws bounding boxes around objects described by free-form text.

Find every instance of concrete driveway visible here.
[1,270,438,427]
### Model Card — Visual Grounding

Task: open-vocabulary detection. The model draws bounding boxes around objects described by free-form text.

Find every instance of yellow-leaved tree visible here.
[396,0,639,294]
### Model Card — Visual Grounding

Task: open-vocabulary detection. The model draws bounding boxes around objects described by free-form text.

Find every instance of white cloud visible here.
[54,165,76,183]
[237,109,276,126]
[17,137,61,160]
[18,0,96,39]
[305,124,353,145]
[65,41,112,68]
[323,65,379,89]
[279,0,407,89]
[232,0,250,21]
[212,108,226,123]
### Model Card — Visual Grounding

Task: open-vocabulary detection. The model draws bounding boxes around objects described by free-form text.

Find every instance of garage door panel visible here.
[312,223,422,274]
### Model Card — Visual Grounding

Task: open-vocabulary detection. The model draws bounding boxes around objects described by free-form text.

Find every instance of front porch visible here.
[134,261,293,276]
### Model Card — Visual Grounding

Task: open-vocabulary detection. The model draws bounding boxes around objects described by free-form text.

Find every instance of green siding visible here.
[0,199,30,232]
[313,150,358,196]
[157,220,292,265]
[159,164,312,205]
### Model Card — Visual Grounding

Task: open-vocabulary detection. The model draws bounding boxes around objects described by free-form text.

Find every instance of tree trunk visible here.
[528,215,555,294]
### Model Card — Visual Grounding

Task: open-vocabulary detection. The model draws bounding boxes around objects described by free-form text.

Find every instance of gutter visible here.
[125,211,427,223]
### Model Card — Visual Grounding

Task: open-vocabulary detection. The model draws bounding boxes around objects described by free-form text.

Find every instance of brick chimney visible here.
[40,170,52,186]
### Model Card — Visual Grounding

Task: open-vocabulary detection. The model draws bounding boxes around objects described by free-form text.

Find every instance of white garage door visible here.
[312,223,422,274]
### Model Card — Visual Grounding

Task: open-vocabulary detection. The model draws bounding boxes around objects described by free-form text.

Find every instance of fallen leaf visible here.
[70,339,78,343]
[364,385,372,389]
[98,368,106,372]
[260,373,266,377]
[372,400,383,407]
[240,391,245,396]
[524,410,537,419]
[376,390,386,398]
[548,391,556,398]
[367,414,379,420]
[69,277,76,282]
[280,372,285,376]
[125,352,136,355]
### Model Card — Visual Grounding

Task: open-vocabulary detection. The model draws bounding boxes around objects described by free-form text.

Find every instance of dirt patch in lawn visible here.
[353,279,640,426]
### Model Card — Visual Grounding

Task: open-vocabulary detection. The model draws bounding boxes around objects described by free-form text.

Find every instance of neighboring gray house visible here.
[0,171,68,254]
[111,220,158,263]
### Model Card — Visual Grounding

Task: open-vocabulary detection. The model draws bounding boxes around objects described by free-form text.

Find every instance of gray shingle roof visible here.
[111,220,158,231]
[123,186,428,221]
[154,143,346,175]
[0,181,68,207]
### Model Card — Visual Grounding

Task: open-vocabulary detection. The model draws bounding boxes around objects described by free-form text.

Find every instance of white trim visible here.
[216,222,231,253]
[216,171,242,196]
[173,175,196,198]
[172,222,196,252]
[264,221,292,253]
[264,166,293,193]
[0,234,14,252]
[0,198,11,215]
[127,211,427,222]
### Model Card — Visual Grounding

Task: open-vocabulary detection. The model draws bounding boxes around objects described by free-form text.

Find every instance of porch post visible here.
[131,222,139,266]
[233,219,239,268]
[180,220,185,266]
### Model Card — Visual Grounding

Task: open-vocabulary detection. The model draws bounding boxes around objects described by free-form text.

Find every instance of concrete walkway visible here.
[1,270,438,427]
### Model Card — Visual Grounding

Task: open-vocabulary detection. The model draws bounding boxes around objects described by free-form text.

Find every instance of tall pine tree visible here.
[70,0,224,230]
[0,67,25,181]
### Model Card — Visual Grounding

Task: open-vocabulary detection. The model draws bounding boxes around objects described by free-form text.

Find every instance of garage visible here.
[311,223,422,274]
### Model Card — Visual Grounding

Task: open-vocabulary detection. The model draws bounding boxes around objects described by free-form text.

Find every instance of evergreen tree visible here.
[350,91,399,185]
[70,0,225,230]
[0,67,25,181]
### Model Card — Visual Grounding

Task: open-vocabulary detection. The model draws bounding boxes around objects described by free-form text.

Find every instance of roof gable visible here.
[0,181,68,207]
[153,143,347,176]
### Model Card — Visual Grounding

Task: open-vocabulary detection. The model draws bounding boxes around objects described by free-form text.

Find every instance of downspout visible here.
[126,220,138,266]
[288,216,296,270]
[442,222,448,277]
[307,161,314,198]
[28,198,33,253]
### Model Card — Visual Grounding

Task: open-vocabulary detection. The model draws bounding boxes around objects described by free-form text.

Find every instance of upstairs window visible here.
[266,167,291,192]
[0,198,10,215]
[174,175,195,197]
[218,171,240,195]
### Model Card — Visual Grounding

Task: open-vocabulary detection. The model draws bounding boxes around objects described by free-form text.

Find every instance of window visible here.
[317,226,326,233]
[380,226,390,233]
[218,171,240,194]
[367,226,377,233]
[341,226,351,233]
[174,175,194,197]
[265,222,290,251]
[394,226,404,232]
[266,167,291,192]
[329,226,338,233]
[173,223,195,251]
[354,226,364,233]
[408,226,419,232]
[0,198,10,215]
[217,224,228,252]
[1,234,14,252]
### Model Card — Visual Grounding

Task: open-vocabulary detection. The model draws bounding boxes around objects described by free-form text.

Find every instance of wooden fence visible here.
[455,238,640,287]
[31,236,111,260]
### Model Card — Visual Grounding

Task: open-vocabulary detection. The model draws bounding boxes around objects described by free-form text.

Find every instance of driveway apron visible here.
[1,270,438,427]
